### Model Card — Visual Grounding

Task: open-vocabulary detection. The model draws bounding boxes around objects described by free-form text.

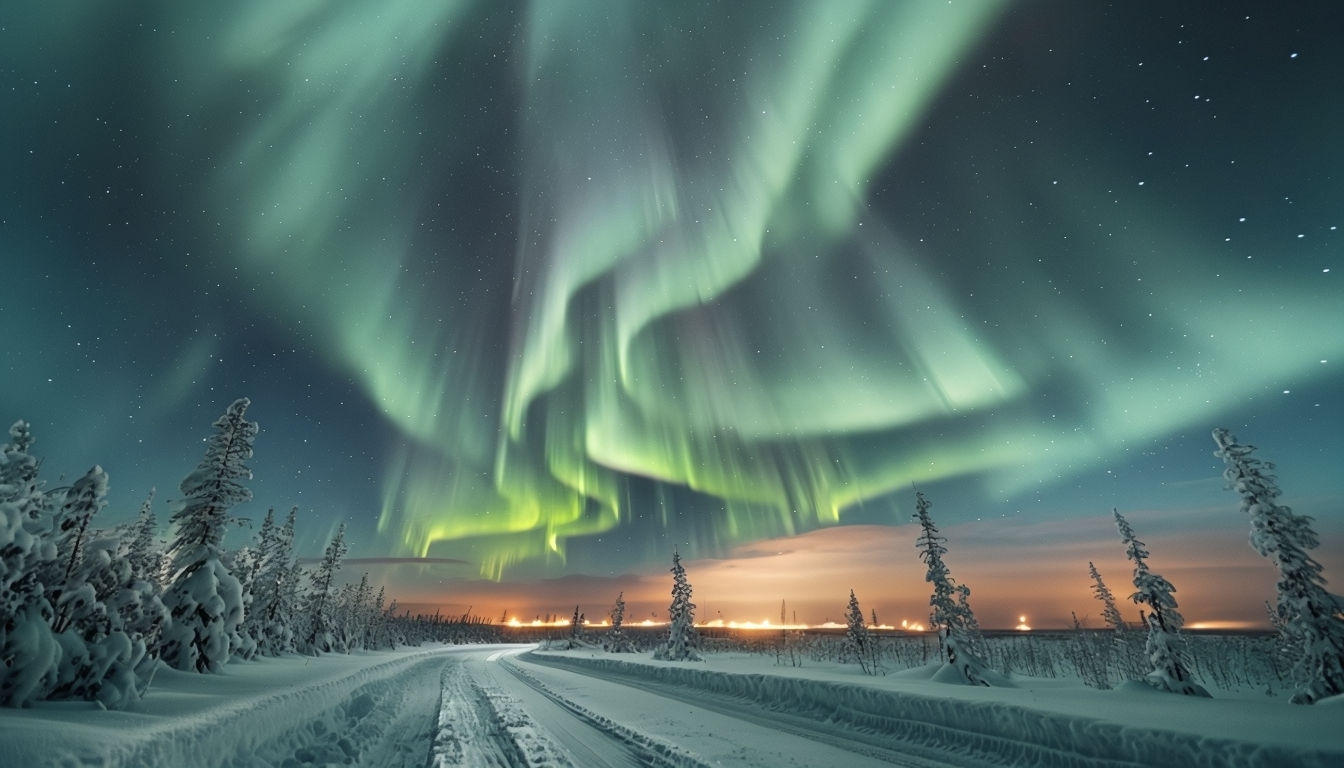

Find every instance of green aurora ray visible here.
[14,0,1333,582]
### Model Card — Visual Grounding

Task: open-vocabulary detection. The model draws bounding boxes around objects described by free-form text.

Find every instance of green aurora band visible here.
[138,0,1340,580]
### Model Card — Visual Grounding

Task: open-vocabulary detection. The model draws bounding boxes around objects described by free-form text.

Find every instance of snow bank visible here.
[0,645,454,767]
[530,651,1344,768]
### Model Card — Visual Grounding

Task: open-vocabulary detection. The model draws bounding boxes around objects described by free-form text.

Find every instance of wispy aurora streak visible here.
[156,0,1341,581]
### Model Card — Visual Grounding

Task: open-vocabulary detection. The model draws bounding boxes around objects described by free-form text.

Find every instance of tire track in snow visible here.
[518,652,969,768]
[492,651,713,768]
[429,661,537,767]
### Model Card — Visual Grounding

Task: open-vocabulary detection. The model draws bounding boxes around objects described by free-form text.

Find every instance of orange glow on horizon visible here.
[499,615,932,631]
[1187,620,1261,631]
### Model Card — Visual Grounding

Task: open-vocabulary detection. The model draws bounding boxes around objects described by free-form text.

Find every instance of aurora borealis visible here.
[2,1,1340,628]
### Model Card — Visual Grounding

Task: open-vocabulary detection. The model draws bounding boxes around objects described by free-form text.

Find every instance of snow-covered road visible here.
[436,646,942,767]
[5,643,1342,767]
[0,644,956,766]
[499,649,945,767]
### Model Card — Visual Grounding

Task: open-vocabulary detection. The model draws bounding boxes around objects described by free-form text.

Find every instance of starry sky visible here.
[2,1,1340,629]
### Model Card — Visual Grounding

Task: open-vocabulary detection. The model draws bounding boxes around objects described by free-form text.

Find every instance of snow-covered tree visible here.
[123,491,164,586]
[300,522,347,655]
[955,583,985,652]
[914,492,959,649]
[160,398,257,673]
[914,494,980,650]
[110,492,168,659]
[844,589,878,675]
[236,507,275,653]
[604,591,633,653]
[1113,509,1208,696]
[250,506,299,655]
[1213,428,1344,704]
[223,544,259,661]
[46,466,111,635]
[332,572,376,652]
[914,491,991,685]
[1088,561,1127,632]
[1089,560,1143,679]
[0,420,62,707]
[39,466,153,708]
[653,550,701,661]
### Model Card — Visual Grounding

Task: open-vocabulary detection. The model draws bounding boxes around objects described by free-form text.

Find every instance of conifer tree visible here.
[844,589,877,675]
[1089,560,1142,679]
[1088,561,1127,632]
[124,490,163,586]
[240,508,277,653]
[47,466,110,635]
[0,420,62,706]
[112,491,168,658]
[160,398,257,673]
[605,591,633,652]
[1113,509,1208,696]
[914,491,991,684]
[250,505,301,655]
[42,466,152,708]
[300,522,347,654]
[1213,428,1344,704]
[914,492,957,652]
[653,550,701,661]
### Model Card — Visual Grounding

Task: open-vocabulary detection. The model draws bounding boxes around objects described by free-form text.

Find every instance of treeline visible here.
[0,398,494,710]
[838,430,1343,704]
[575,428,1344,707]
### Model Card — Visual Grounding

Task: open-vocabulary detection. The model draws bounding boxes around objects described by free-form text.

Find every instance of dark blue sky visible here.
[2,1,1339,626]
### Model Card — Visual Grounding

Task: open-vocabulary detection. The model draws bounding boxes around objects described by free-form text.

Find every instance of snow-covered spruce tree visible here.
[237,507,276,653]
[1088,561,1127,632]
[331,573,375,652]
[1113,509,1208,696]
[914,492,957,653]
[249,505,300,655]
[124,490,162,582]
[604,591,634,652]
[653,550,701,661]
[160,398,257,673]
[1089,560,1142,679]
[562,604,586,648]
[1213,428,1344,704]
[844,589,878,675]
[42,466,153,708]
[109,493,168,654]
[222,543,259,660]
[46,466,111,635]
[913,491,989,685]
[954,583,985,653]
[300,522,347,654]
[0,420,63,707]
[364,585,388,650]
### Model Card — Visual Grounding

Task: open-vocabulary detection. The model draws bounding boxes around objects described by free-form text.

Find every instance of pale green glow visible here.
[156,0,1344,580]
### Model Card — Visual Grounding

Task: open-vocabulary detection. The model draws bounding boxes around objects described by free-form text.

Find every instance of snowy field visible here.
[2,641,1341,767]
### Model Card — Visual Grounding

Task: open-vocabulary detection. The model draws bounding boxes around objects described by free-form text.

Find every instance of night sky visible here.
[2,1,1340,629]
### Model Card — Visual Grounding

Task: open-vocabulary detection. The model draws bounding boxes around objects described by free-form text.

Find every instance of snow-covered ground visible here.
[2,642,1341,767]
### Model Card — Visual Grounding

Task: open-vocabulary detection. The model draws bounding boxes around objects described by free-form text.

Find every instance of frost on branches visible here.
[913,491,991,685]
[844,589,878,675]
[653,550,701,662]
[604,592,633,653]
[245,506,300,656]
[300,523,347,655]
[1113,509,1209,697]
[161,398,256,673]
[1,421,61,707]
[1213,427,1344,704]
